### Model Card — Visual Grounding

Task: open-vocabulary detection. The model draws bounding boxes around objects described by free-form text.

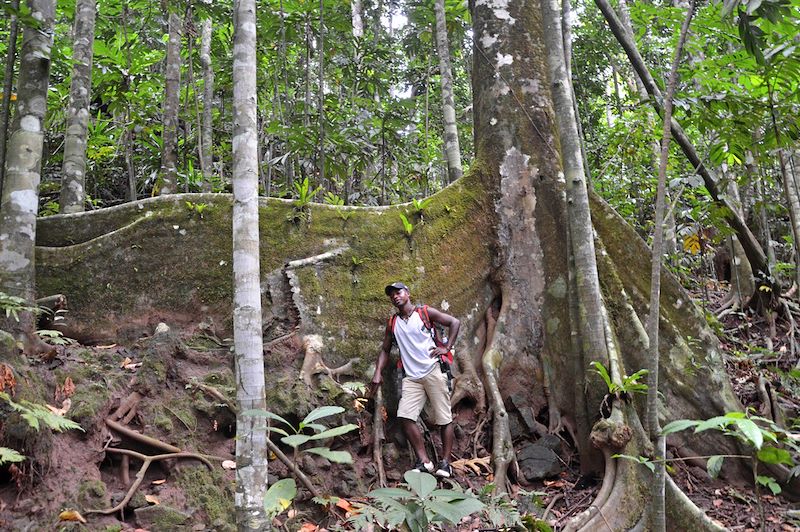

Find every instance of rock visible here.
[509,412,527,441]
[536,434,563,453]
[517,442,563,481]
[154,322,171,335]
[134,504,192,529]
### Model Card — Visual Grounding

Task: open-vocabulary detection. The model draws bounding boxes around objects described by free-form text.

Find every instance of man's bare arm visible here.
[427,307,460,351]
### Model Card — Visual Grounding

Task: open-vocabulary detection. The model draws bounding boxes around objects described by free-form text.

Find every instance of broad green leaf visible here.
[404,470,437,499]
[450,497,486,516]
[430,488,470,500]
[707,455,724,478]
[244,409,293,430]
[694,416,732,433]
[263,478,296,517]
[281,434,312,447]
[661,419,699,435]
[0,447,25,465]
[757,446,793,466]
[425,500,470,524]
[734,418,763,449]
[301,405,345,426]
[369,487,414,499]
[308,424,359,440]
[304,447,353,464]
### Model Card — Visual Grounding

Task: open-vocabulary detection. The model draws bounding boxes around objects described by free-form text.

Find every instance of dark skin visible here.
[369,287,461,466]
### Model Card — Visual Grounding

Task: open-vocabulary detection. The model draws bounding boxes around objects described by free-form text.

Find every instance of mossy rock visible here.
[175,465,235,532]
[69,381,111,427]
[76,479,107,508]
[134,504,192,530]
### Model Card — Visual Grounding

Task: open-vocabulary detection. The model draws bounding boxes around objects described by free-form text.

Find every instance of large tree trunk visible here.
[59,0,96,214]
[0,0,21,195]
[0,0,55,354]
[232,0,269,528]
[159,7,182,195]
[433,0,463,183]
[199,17,214,192]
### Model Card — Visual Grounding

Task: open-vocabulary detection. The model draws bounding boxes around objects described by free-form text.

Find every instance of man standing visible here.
[369,282,461,477]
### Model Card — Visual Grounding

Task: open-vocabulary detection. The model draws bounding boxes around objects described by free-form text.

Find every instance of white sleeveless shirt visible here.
[394,310,437,379]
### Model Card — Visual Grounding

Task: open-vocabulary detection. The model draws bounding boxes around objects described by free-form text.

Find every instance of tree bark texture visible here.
[434,0,463,183]
[540,0,608,474]
[232,0,269,529]
[0,0,55,345]
[0,0,21,194]
[159,8,181,195]
[351,0,363,38]
[59,0,96,214]
[595,0,771,293]
[200,17,214,191]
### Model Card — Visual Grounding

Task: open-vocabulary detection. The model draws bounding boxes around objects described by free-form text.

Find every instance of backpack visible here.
[388,305,454,389]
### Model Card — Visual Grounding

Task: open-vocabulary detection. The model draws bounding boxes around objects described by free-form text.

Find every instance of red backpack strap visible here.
[417,305,432,331]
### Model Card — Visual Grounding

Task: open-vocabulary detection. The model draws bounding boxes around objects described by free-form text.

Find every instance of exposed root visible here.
[87,449,213,516]
[299,334,358,387]
[372,387,387,488]
[110,392,142,425]
[105,418,181,454]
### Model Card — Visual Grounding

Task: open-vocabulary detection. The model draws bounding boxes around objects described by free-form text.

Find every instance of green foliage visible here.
[0,292,37,322]
[590,361,649,395]
[263,478,297,518]
[399,212,415,237]
[411,197,432,214]
[0,447,25,466]
[247,405,358,464]
[36,330,76,346]
[185,201,210,218]
[348,471,485,532]
[0,392,84,434]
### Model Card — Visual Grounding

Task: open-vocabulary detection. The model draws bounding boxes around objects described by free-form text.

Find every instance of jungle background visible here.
[1,0,800,529]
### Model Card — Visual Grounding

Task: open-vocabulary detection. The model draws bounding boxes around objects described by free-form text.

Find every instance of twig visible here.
[372,388,387,487]
[87,449,212,515]
[542,493,563,521]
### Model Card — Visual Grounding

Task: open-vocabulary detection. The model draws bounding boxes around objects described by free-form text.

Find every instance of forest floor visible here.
[1,282,800,531]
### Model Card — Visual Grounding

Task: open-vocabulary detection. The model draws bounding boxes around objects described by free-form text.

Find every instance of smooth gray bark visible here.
[433,0,462,183]
[0,0,21,195]
[0,0,55,349]
[351,0,363,38]
[541,0,608,474]
[159,8,181,195]
[232,0,269,528]
[59,0,96,213]
[200,17,214,191]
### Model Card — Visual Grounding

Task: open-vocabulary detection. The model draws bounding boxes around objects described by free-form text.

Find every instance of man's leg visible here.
[402,418,431,464]
[441,422,454,460]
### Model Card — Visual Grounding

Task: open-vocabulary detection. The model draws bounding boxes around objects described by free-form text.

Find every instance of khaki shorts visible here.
[397,364,452,425]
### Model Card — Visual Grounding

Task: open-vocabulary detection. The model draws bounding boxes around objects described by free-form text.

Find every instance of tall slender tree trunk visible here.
[541,0,608,474]
[59,0,96,213]
[122,5,137,201]
[200,17,214,191]
[0,0,21,195]
[433,0,462,183]
[232,0,268,528]
[351,0,363,38]
[0,0,55,355]
[318,0,325,186]
[160,6,182,195]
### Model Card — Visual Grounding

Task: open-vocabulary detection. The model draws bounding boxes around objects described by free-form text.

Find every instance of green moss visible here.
[69,382,111,426]
[104,526,123,532]
[76,479,107,508]
[153,410,174,432]
[176,465,235,531]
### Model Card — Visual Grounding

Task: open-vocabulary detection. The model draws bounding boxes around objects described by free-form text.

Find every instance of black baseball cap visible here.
[384,282,409,295]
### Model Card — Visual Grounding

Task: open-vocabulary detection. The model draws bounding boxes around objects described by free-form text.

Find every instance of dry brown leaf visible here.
[712,499,723,508]
[62,377,76,397]
[120,357,132,368]
[299,524,318,532]
[451,456,491,476]
[58,510,87,523]
[335,498,352,512]
[145,494,160,505]
[46,398,72,417]
[151,479,167,485]
[222,460,236,470]
[0,364,16,395]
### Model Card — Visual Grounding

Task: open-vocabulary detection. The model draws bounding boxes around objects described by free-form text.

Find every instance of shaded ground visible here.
[2,282,800,530]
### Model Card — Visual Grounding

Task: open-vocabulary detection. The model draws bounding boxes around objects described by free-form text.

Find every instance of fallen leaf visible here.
[124,362,142,370]
[287,508,297,519]
[544,479,565,488]
[120,357,132,368]
[62,377,76,397]
[222,460,236,470]
[712,499,723,508]
[145,495,160,505]
[151,479,167,485]
[0,364,16,395]
[451,456,491,476]
[299,524,318,532]
[98,344,118,349]
[59,510,87,523]
[46,398,72,417]
[335,498,352,512]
